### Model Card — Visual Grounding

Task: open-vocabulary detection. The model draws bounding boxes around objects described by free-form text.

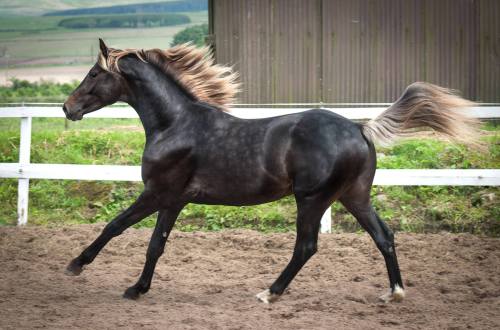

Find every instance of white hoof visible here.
[256,289,280,304]
[379,284,405,303]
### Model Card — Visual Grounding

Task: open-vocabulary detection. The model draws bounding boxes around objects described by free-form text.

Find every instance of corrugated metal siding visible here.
[422,0,477,99]
[273,0,322,103]
[478,0,500,102]
[212,0,323,103]
[211,0,500,103]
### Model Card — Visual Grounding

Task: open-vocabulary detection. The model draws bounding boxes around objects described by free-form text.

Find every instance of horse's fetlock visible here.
[136,282,150,293]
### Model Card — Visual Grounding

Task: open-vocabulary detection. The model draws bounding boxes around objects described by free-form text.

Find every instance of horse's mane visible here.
[98,43,240,110]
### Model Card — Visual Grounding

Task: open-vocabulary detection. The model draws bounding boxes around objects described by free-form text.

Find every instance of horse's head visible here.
[63,39,127,121]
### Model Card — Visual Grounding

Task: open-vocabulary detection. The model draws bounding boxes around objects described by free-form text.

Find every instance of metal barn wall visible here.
[210,0,500,104]
[478,0,500,103]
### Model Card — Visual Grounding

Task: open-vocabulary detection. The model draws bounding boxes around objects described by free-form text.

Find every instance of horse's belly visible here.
[185,171,292,206]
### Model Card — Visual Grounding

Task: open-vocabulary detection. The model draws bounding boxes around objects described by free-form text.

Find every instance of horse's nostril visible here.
[63,104,68,115]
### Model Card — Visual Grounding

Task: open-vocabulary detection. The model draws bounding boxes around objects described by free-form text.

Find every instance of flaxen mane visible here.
[98,43,240,109]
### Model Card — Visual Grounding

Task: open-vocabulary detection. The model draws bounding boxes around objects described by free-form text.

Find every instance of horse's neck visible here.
[126,70,193,138]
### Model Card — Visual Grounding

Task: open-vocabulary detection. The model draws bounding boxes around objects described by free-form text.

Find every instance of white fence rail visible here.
[1,105,499,232]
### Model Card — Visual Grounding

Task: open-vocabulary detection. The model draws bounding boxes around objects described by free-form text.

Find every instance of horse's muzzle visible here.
[62,103,83,121]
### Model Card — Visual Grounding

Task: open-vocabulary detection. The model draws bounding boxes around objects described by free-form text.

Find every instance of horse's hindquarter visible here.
[286,110,372,196]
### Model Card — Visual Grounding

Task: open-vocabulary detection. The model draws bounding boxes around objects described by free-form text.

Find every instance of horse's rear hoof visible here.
[65,259,84,276]
[379,284,405,303]
[123,287,142,300]
[256,289,280,304]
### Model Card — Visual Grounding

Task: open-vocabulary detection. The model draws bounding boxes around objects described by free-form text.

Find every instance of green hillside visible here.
[45,0,207,16]
[0,0,177,16]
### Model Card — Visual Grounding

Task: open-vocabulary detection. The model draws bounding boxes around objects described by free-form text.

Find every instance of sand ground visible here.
[0,224,499,329]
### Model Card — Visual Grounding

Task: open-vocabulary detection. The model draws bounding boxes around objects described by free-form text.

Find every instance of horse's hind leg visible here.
[256,196,328,303]
[123,207,182,300]
[66,192,158,276]
[340,186,405,303]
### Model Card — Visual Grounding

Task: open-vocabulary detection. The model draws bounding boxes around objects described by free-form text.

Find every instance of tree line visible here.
[58,13,190,29]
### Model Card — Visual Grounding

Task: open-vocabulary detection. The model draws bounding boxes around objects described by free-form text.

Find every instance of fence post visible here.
[320,206,331,233]
[17,115,32,226]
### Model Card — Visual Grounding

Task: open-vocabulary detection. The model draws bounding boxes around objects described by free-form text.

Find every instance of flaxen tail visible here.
[362,82,479,146]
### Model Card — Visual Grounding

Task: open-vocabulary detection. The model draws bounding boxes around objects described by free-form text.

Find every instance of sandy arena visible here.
[0,224,499,329]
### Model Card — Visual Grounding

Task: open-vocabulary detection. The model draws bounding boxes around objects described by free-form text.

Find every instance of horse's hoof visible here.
[65,259,84,276]
[256,289,280,304]
[123,287,142,300]
[379,284,405,303]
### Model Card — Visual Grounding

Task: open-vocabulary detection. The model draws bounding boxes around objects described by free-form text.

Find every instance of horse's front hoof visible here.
[65,259,84,276]
[123,286,142,300]
[379,284,405,303]
[256,289,280,304]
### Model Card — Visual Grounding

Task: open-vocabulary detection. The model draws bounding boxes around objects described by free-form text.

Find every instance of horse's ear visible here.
[99,38,108,58]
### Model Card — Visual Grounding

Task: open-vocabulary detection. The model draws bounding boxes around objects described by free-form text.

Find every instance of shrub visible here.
[171,23,208,47]
[0,79,79,103]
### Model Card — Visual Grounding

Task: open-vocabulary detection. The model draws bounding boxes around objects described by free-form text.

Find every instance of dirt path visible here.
[0,224,499,329]
[0,66,89,85]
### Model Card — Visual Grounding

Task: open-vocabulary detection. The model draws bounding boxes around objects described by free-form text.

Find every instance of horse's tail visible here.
[362,82,479,146]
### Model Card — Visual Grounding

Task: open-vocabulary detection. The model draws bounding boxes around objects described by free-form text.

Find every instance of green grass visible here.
[377,136,500,169]
[0,80,498,234]
[0,117,498,235]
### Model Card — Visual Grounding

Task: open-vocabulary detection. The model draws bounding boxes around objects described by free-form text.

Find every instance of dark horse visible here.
[63,39,477,303]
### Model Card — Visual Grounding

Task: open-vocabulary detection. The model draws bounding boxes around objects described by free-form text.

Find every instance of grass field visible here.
[0,116,498,235]
[1,23,199,62]
[0,8,208,85]
[0,2,207,84]
[0,11,207,67]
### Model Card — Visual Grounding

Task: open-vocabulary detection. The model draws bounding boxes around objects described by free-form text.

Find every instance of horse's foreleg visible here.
[66,192,158,276]
[256,197,326,303]
[123,207,182,300]
[341,199,405,303]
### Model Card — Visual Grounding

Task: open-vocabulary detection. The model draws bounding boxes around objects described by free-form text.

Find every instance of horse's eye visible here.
[89,71,98,78]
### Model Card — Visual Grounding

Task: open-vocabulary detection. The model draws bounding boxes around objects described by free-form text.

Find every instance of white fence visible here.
[1,104,499,233]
